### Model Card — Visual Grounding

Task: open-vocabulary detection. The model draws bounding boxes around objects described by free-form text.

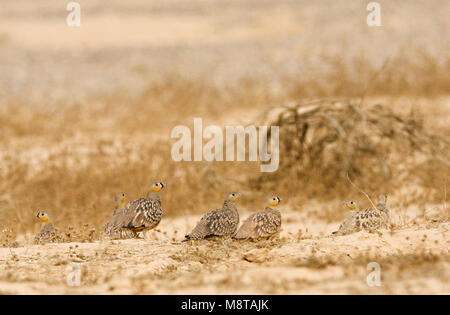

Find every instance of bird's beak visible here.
[161,183,166,188]
[35,213,40,218]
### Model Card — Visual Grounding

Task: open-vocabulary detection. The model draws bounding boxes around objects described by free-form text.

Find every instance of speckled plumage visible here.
[104,193,138,239]
[34,212,55,243]
[104,213,138,239]
[185,195,240,240]
[234,207,281,240]
[35,223,55,243]
[333,195,390,235]
[104,183,165,239]
[119,194,163,233]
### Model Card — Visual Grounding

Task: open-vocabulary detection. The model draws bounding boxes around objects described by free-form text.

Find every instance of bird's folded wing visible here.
[251,211,280,236]
[204,208,233,231]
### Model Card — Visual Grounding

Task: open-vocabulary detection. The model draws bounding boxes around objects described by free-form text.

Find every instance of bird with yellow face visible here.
[104,183,166,239]
[185,192,242,240]
[35,211,56,243]
[234,196,283,240]
[344,200,360,213]
[104,193,138,239]
[333,194,390,236]
[114,182,166,235]
[113,193,127,215]
[268,196,282,207]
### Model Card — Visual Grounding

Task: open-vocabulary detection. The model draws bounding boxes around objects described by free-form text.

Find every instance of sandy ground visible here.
[1,208,449,294]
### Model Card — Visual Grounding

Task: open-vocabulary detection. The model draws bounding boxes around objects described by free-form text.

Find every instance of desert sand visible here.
[1,206,449,294]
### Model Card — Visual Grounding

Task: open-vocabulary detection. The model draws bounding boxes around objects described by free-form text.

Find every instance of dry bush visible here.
[253,99,449,201]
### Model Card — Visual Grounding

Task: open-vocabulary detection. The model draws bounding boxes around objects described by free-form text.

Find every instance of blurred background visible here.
[0,0,449,241]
